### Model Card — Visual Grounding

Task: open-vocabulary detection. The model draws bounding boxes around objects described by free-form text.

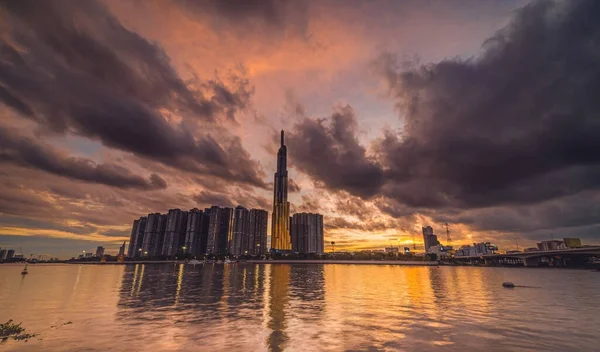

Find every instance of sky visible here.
[1,0,600,258]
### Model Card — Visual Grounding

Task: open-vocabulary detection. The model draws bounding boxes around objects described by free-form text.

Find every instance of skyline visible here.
[1,0,600,258]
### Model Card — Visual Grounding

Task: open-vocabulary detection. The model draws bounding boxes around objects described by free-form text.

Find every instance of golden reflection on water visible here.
[267,264,290,352]
[1,264,600,351]
[174,263,184,305]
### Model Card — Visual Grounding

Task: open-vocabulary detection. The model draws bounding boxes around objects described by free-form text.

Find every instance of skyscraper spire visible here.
[272,130,291,250]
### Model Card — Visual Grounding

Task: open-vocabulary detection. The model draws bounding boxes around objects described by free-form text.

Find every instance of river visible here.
[0,263,598,351]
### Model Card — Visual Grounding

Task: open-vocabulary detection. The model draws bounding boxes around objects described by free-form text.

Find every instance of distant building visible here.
[162,209,189,257]
[563,238,582,248]
[249,209,268,255]
[524,247,539,252]
[385,246,399,254]
[537,240,567,251]
[7,249,15,259]
[0,249,7,260]
[428,245,452,257]
[95,246,105,257]
[404,247,411,254]
[118,241,126,256]
[141,213,167,257]
[290,213,324,254]
[455,245,476,257]
[127,216,147,258]
[473,242,498,255]
[422,226,440,253]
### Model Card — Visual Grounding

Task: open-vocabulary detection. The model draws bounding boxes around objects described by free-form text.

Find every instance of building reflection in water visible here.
[266,264,290,352]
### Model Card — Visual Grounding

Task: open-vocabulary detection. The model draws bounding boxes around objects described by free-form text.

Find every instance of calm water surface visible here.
[0,263,599,351]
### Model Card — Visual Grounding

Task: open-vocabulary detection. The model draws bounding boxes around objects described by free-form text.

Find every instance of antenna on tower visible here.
[445,223,452,246]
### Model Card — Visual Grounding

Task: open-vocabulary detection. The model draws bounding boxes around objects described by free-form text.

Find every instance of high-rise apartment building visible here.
[184,208,210,257]
[162,209,189,257]
[141,213,167,257]
[6,249,15,259]
[232,205,251,255]
[219,207,233,254]
[0,249,7,260]
[250,209,268,255]
[271,130,291,250]
[206,206,233,255]
[290,213,324,254]
[127,216,147,257]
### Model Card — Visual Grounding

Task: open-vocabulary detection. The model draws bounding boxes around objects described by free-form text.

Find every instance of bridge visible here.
[453,246,600,267]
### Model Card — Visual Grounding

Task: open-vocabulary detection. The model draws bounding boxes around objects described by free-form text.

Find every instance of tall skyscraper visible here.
[250,209,269,255]
[6,249,15,259]
[127,216,147,258]
[422,226,440,253]
[290,213,324,254]
[271,130,291,250]
[141,213,167,257]
[162,209,189,257]
[0,249,7,260]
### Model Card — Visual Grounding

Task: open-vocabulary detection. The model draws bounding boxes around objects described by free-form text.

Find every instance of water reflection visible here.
[2,264,600,351]
[267,265,290,352]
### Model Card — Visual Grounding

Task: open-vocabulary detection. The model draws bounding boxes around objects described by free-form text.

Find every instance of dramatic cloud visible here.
[0,127,167,190]
[374,0,600,209]
[0,0,266,188]
[175,0,308,37]
[2,0,599,256]
[289,0,600,213]
[287,106,384,198]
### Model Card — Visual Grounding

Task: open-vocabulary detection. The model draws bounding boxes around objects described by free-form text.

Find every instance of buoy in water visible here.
[502,282,515,288]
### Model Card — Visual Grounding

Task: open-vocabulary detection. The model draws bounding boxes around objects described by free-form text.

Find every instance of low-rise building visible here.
[537,240,567,251]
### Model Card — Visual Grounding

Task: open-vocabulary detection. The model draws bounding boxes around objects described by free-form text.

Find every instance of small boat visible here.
[502,282,515,288]
[21,264,28,275]
[187,259,202,265]
[216,259,224,264]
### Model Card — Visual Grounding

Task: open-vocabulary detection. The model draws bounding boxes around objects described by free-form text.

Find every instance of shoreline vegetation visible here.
[0,320,37,343]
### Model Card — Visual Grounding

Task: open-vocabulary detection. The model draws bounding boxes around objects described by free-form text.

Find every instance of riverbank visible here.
[62,259,439,266]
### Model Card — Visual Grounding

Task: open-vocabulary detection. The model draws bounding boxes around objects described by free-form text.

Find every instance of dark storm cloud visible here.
[193,191,235,208]
[0,0,266,188]
[288,0,600,226]
[286,106,384,199]
[373,0,600,209]
[192,188,270,210]
[0,127,167,190]
[175,0,308,36]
